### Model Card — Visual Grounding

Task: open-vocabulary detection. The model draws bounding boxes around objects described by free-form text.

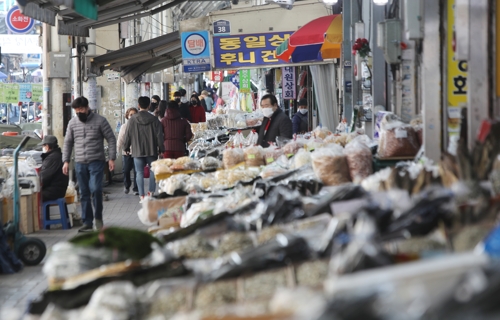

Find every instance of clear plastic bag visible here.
[180,198,217,228]
[223,147,245,169]
[246,129,259,146]
[283,138,306,157]
[324,133,348,147]
[80,281,138,320]
[313,126,332,139]
[159,174,189,195]
[311,145,351,186]
[201,156,221,171]
[293,148,312,169]
[260,155,290,179]
[378,117,420,158]
[265,145,284,165]
[244,145,265,167]
[151,159,174,174]
[344,139,373,183]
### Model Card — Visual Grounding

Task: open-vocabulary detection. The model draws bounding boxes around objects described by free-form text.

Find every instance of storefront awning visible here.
[17,0,187,37]
[276,14,342,63]
[91,31,181,83]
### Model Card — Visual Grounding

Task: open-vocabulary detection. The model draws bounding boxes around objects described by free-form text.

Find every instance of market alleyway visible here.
[0,182,148,314]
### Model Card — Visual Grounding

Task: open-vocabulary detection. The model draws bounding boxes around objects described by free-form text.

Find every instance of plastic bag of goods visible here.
[306,138,324,152]
[151,159,174,175]
[260,155,290,179]
[313,126,332,139]
[232,130,246,148]
[223,147,245,169]
[410,115,423,147]
[159,174,189,195]
[244,145,265,167]
[324,133,348,147]
[265,145,284,165]
[294,149,312,169]
[378,118,420,158]
[344,139,373,183]
[201,157,221,171]
[311,145,351,186]
[246,112,263,127]
[246,129,259,146]
[283,137,306,157]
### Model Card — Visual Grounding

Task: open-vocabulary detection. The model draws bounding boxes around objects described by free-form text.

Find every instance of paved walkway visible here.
[0,182,148,315]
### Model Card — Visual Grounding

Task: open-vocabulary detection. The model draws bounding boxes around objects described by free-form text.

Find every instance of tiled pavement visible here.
[0,182,149,315]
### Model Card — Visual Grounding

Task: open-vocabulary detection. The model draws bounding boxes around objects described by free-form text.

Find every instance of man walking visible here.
[123,96,164,202]
[63,97,117,232]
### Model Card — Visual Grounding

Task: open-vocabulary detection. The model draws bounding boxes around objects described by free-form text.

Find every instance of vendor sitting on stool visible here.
[40,135,69,201]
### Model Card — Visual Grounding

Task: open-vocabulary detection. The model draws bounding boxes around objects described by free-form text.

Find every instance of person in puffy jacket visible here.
[292,98,309,134]
[117,107,139,195]
[161,101,193,159]
[123,96,164,201]
[189,94,206,123]
[40,135,69,202]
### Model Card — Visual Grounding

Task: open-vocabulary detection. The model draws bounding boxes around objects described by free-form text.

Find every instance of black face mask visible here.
[191,100,197,105]
[77,112,88,122]
[175,98,181,103]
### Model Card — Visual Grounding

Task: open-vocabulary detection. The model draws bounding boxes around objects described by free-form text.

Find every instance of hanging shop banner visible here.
[5,84,19,104]
[181,30,211,73]
[19,83,32,102]
[212,71,223,82]
[240,70,251,93]
[447,0,468,135]
[281,66,296,99]
[213,31,293,69]
[230,72,240,89]
[31,84,43,103]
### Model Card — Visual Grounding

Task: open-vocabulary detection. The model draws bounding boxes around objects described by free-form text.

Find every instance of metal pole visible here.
[421,0,442,162]
[343,0,352,123]
[42,23,51,136]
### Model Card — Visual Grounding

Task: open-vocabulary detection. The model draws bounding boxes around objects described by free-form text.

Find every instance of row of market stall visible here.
[23,110,500,319]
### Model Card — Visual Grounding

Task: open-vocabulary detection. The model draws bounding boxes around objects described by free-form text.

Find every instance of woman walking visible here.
[161,100,193,159]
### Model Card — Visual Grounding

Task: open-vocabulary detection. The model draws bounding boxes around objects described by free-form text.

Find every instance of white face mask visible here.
[299,109,308,114]
[180,97,188,103]
[262,108,274,118]
[42,146,49,153]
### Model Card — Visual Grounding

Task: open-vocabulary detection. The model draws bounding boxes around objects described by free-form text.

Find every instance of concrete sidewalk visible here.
[0,182,147,313]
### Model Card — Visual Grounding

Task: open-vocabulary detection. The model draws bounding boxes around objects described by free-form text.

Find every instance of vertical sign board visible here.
[240,70,251,93]
[181,31,211,73]
[447,0,468,136]
[212,71,223,82]
[31,84,43,102]
[19,84,32,102]
[282,66,296,100]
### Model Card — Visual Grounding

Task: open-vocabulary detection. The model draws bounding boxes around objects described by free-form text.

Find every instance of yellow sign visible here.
[447,0,468,134]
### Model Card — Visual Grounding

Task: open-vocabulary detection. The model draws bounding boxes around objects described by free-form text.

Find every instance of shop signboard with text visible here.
[181,30,211,73]
[212,31,293,70]
[282,66,296,99]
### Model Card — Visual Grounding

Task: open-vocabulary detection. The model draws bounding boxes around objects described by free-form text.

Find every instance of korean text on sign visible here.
[282,66,296,100]
[213,32,293,69]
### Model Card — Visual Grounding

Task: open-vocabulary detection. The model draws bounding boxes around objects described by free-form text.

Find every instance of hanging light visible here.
[373,0,389,5]
[322,0,339,5]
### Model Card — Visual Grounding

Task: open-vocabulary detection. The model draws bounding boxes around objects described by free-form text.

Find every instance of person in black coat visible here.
[257,94,293,147]
[174,90,192,122]
[292,98,309,134]
[40,135,69,201]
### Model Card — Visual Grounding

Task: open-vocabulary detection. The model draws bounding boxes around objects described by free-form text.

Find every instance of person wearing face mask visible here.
[257,94,293,148]
[174,91,192,122]
[149,95,161,114]
[63,96,117,232]
[188,94,206,123]
[40,135,69,202]
[117,107,139,195]
[292,98,310,134]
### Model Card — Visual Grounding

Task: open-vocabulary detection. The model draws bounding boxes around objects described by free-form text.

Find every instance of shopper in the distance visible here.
[200,90,214,113]
[257,94,293,148]
[123,96,164,202]
[174,91,192,122]
[63,96,117,232]
[117,107,139,195]
[155,100,167,120]
[189,94,206,124]
[149,95,161,114]
[161,100,193,159]
[292,98,310,134]
[40,135,69,202]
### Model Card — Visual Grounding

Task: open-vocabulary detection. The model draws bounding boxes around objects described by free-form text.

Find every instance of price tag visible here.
[247,154,256,159]
[395,128,408,138]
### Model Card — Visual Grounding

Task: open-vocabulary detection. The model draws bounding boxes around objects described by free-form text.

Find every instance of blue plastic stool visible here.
[42,198,71,230]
